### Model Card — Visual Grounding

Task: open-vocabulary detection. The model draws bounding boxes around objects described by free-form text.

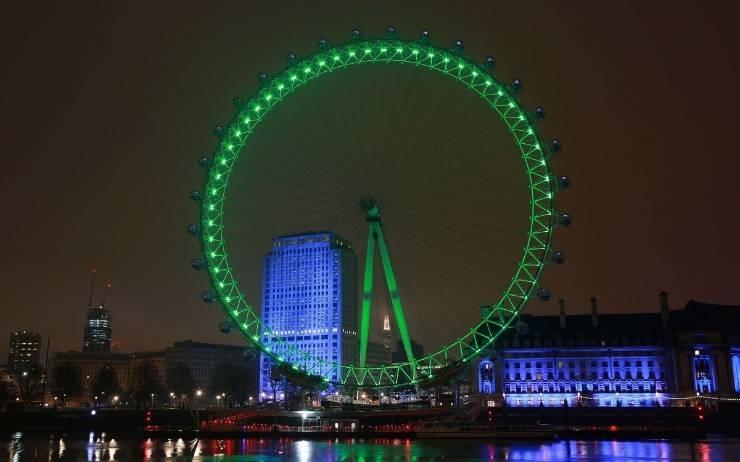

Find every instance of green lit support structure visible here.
[359,197,415,368]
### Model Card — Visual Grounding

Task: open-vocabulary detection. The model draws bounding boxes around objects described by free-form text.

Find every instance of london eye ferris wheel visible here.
[187,27,570,389]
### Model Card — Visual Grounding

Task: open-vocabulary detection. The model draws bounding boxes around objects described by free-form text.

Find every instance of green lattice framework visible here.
[197,38,556,388]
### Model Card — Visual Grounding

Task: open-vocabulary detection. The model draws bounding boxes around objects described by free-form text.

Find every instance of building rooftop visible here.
[271,231,352,249]
[497,299,740,348]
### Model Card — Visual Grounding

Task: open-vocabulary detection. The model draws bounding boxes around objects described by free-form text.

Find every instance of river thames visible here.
[3,432,740,461]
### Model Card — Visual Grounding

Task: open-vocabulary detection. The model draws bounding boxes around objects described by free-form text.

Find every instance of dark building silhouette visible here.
[166,339,258,394]
[392,338,424,363]
[7,330,41,372]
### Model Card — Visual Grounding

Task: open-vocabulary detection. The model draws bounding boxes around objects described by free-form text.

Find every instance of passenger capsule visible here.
[187,224,200,237]
[549,139,562,154]
[559,213,573,227]
[453,39,464,54]
[552,251,566,265]
[201,291,216,303]
[533,106,545,121]
[286,52,297,65]
[213,126,224,138]
[232,97,243,108]
[483,56,496,71]
[317,38,328,49]
[198,156,211,169]
[516,321,529,335]
[218,321,232,334]
[538,287,552,301]
[419,29,431,41]
[558,175,571,189]
[510,79,523,92]
[386,25,397,37]
[190,258,205,271]
[189,191,202,202]
[351,28,362,40]
[257,72,269,83]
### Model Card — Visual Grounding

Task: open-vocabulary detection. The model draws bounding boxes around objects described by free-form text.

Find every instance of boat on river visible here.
[417,421,558,439]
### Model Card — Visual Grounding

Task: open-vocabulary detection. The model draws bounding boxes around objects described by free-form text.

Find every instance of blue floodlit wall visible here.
[691,348,717,393]
[479,359,495,395]
[732,348,740,393]
[259,232,357,401]
[483,347,671,407]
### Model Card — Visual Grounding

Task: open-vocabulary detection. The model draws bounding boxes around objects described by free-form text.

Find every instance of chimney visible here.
[590,297,599,328]
[659,291,669,329]
[558,299,566,329]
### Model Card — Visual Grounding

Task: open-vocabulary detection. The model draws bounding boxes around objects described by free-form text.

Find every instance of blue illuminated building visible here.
[259,231,358,401]
[476,294,740,407]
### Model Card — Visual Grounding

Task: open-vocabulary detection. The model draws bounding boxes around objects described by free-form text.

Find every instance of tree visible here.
[18,370,41,406]
[0,381,10,407]
[209,361,257,407]
[166,363,195,401]
[130,360,163,409]
[92,365,120,405]
[52,362,82,406]
[230,365,254,404]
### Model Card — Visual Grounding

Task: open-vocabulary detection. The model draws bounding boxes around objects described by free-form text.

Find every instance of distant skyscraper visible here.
[259,231,358,400]
[7,330,41,372]
[82,270,113,353]
[382,314,392,352]
[83,306,112,353]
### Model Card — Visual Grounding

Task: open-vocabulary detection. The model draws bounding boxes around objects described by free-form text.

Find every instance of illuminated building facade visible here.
[7,330,41,372]
[476,294,740,406]
[259,232,358,400]
[382,314,392,352]
[82,306,112,353]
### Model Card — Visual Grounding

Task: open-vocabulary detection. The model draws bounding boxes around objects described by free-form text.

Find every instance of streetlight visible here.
[196,389,203,397]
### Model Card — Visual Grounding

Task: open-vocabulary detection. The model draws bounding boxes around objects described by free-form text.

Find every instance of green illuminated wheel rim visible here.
[194,37,559,388]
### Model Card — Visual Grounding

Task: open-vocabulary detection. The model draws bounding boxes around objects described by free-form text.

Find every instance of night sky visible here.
[2,2,739,360]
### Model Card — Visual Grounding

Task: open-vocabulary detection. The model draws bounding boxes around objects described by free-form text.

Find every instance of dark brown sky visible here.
[2,1,739,360]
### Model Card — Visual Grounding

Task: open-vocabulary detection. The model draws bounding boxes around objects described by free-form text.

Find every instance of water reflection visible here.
[2,433,738,461]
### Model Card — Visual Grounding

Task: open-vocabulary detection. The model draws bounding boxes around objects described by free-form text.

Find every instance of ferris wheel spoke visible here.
[380,101,509,189]
[376,77,493,199]
[387,215,519,282]
[388,232,479,351]
[390,216,511,298]
[370,69,438,195]
[388,133,513,202]
[385,210,527,255]
[385,163,523,207]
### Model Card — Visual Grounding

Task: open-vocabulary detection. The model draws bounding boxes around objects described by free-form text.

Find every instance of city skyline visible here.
[2,2,740,362]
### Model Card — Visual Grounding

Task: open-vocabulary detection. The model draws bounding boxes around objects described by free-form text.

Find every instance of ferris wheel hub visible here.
[360,196,382,223]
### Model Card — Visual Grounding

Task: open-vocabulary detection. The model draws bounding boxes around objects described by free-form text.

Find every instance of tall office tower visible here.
[82,270,112,353]
[382,314,392,351]
[7,330,41,372]
[82,306,112,353]
[259,231,358,400]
